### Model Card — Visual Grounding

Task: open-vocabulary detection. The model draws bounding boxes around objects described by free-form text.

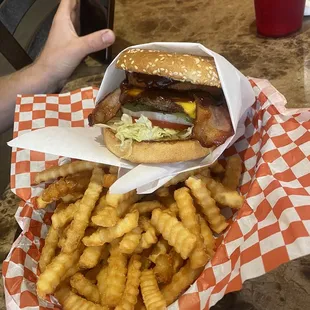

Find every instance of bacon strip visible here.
[88,88,121,126]
[192,96,233,147]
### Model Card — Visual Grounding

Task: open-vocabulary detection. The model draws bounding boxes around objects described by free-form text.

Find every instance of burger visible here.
[88,48,233,163]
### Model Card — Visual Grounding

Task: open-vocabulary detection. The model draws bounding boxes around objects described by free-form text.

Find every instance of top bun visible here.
[116,48,221,88]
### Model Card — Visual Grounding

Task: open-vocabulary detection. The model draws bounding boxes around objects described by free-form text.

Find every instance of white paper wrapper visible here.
[8,42,255,194]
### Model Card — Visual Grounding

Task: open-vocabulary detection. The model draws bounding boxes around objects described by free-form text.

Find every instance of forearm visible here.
[0,63,60,133]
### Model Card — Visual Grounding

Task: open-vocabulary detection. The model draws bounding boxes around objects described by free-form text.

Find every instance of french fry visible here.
[89,207,104,228]
[62,167,104,253]
[157,194,178,217]
[199,167,211,177]
[39,226,59,272]
[97,265,108,306]
[163,168,203,187]
[174,187,209,269]
[115,255,142,310]
[140,269,166,310]
[162,202,179,217]
[79,245,106,269]
[103,173,118,188]
[51,200,80,230]
[139,217,158,250]
[130,201,163,215]
[36,159,245,310]
[154,254,173,284]
[222,156,242,190]
[154,187,170,197]
[62,264,80,281]
[70,272,100,303]
[106,189,137,208]
[58,224,70,249]
[210,161,225,174]
[186,177,228,234]
[89,195,109,227]
[109,166,119,174]
[54,201,68,212]
[91,206,119,227]
[37,171,91,208]
[55,284,106,310]
[197,174,244,209]
[157,194,175,209]
[119,227,142,254]
[149,237,170,264]
[117,193,143,217]
[161,262,203,306]
[151,209,196,260]
[61,192,83,203]
[34,160,97,184]
[169,248,184,274]
[105,245,128,307]
[97,195,108,208]
[197,214,215,257]
[36,197,50,209]
[83,210,139,246]
[36,244,83,298]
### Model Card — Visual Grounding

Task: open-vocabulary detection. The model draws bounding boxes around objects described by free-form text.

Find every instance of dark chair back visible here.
[0,20,33,70]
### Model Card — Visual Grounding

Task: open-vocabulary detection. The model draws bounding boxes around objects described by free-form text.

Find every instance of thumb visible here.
[77,29,115,57]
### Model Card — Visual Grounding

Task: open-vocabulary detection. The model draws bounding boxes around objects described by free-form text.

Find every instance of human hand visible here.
[35,0,115,90]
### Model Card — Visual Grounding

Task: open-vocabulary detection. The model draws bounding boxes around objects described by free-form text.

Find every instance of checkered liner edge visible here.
[3,80,310,310]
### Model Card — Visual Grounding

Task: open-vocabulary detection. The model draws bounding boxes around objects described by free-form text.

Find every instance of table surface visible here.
[66,0,310,110]
[1,0,310,309]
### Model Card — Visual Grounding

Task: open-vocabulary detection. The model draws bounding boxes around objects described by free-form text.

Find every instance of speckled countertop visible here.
[1,0,310,309]
[112,0,310,109]
[65,0,310,109]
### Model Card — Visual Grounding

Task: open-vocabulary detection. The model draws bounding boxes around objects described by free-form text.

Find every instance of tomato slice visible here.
[132,117,190,131]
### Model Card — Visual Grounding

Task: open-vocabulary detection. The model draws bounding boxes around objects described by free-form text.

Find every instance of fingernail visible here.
[102,30,115,45]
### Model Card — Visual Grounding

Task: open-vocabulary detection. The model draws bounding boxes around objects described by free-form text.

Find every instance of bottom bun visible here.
[102,128,212,163]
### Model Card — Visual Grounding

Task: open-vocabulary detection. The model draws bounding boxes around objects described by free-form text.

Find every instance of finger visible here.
[54,0,81,34]
[57,0,79,15]
[76,29,115,57]
[71,3,81,34]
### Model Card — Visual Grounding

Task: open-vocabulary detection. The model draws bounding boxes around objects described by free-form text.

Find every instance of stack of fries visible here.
[35,157,243,310]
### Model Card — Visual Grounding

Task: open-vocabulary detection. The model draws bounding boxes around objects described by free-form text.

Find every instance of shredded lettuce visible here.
[106,114,193,150]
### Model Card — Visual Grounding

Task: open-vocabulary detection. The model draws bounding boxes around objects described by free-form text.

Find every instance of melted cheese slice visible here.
[126,88,196,119]
[127,88,144,96]
[175,101,196,119]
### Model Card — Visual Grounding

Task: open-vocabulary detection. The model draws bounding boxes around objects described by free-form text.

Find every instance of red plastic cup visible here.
[254,0,306,37]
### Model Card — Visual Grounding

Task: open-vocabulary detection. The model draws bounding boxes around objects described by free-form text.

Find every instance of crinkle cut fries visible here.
[35,157,243,309]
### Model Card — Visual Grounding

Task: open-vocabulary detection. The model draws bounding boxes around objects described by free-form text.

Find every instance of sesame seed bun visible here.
[102,128,212,164]
[116,49,221,88]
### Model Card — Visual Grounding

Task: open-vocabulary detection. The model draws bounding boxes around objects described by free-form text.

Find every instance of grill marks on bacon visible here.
[193,96,233,148]
[88,88,121,126]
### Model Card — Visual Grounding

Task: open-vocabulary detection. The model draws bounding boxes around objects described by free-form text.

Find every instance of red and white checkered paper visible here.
[3,80,310,310]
